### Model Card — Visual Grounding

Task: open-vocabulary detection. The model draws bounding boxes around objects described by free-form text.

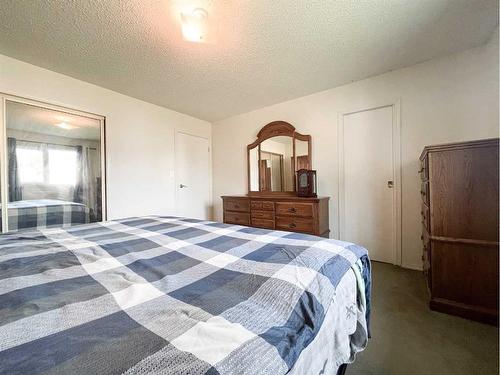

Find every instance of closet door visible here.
[3,98,105,232]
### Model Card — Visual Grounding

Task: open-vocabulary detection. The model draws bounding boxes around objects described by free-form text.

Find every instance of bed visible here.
[5,199,90,231]
[0,216,370,375]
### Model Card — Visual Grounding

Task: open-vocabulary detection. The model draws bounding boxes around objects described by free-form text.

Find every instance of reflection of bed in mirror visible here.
[3,199,90,232]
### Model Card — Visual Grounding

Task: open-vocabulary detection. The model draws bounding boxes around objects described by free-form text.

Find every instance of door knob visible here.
[387,180,394,188]
[179,184,188,188]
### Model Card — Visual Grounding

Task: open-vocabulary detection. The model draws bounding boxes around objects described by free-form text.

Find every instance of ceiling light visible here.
[181,8,209,43]
[55,122,77,130]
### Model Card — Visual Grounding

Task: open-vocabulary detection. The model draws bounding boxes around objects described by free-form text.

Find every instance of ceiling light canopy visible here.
[181,7,209,43]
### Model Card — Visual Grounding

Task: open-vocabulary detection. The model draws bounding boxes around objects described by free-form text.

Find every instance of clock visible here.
[296,169,317,197]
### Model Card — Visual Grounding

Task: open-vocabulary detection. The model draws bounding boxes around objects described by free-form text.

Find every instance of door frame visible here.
[0,92,107,233]
[337,99,402,265]
[174,130,212,220]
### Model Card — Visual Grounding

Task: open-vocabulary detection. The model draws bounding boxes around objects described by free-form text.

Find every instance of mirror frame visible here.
[247,121,311,196]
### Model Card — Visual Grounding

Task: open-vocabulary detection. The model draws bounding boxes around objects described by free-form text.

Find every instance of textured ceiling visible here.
[0,0,498,121]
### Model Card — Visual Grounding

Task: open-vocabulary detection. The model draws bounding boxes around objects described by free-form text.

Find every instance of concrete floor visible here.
[349,262,499,375]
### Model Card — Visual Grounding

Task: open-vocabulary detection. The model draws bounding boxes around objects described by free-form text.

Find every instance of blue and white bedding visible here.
[0,216,370,375]
[5,199,90,231]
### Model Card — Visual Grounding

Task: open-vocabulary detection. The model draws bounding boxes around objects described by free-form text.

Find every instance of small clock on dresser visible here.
[297,169,317,197]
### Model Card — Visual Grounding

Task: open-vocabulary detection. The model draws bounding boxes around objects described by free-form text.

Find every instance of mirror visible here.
[4,99,105,232]
[247,121,311,195]
[249,145,259,191]
[260,136,293,192]
[295,138,310,170]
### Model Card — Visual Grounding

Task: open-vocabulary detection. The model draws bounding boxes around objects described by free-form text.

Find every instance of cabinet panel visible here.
[429,145,499,241]
[431,241,498,311]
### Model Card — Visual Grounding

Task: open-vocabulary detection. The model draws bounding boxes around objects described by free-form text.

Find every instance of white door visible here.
[175,132,210,220]
[342,106,395,263]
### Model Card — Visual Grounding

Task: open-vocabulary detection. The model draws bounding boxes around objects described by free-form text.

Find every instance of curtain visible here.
[74,146,99,220]
[73,145,84,204]
[7,137,22,202]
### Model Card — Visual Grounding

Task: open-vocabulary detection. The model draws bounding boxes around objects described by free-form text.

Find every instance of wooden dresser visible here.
[221,196,330,237]
[420,138,499,325]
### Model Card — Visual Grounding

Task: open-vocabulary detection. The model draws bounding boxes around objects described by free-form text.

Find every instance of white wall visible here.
[212,32,499,270]
[0,54,211,219]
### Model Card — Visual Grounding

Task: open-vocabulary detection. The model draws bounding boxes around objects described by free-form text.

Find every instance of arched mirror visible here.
[247,121,311,195]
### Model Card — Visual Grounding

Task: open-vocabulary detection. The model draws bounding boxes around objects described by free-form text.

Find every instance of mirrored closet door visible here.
[0,96,106,232]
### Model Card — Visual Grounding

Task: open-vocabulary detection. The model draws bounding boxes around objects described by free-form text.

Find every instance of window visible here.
[16,147,44,183]
[48,148,77,185]
[16,144,78,186]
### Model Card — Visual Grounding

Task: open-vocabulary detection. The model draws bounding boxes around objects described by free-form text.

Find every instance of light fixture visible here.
[55,122,77,130]
[181,7,209,43]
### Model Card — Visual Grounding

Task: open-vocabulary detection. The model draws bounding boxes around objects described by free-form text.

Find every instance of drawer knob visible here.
[288,208,297,213]
[289,223,296,228]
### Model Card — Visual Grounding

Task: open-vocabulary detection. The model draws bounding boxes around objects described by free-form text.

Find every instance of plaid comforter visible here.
[6,199,90,231]
[0,216,370,375]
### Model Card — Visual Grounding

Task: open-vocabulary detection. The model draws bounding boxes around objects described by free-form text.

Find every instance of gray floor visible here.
[349,262,499,375]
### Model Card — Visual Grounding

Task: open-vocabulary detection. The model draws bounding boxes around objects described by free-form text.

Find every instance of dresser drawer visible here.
[419,157,429,181]
[251,201,274,211]
[421,203,430,231]
[422,242,431,291]
[251,210,274,220]
[420,181,429,205]
[224,199,250,213]
[251,218,274,229]
[276,216,314,233]
[421,226,430,248]
[276,202,313,217]
[225,211,250,226]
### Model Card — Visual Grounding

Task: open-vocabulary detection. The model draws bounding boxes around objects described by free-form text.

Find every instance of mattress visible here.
[0,216,370,374]
[289,267,364,375]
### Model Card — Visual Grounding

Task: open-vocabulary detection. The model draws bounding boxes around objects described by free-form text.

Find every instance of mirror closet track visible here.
[0,94,106,233]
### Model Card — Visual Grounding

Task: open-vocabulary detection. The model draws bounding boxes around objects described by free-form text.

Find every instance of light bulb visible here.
[181,8,209,43]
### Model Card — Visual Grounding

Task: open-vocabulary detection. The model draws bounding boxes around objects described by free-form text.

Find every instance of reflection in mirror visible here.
[260,136,294,192]
[249,146,259,191]
[295,139,310,170]
[5,100,104,232]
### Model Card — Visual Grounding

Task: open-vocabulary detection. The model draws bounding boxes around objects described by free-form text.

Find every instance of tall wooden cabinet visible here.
[420,138,499,325]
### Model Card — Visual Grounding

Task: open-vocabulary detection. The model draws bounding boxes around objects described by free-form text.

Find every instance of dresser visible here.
[221,196,330,237]
[420,138,499,325]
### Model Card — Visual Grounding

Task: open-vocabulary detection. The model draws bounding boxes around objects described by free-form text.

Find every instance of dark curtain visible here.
[73,145,83,204]
[8,137,22,202]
